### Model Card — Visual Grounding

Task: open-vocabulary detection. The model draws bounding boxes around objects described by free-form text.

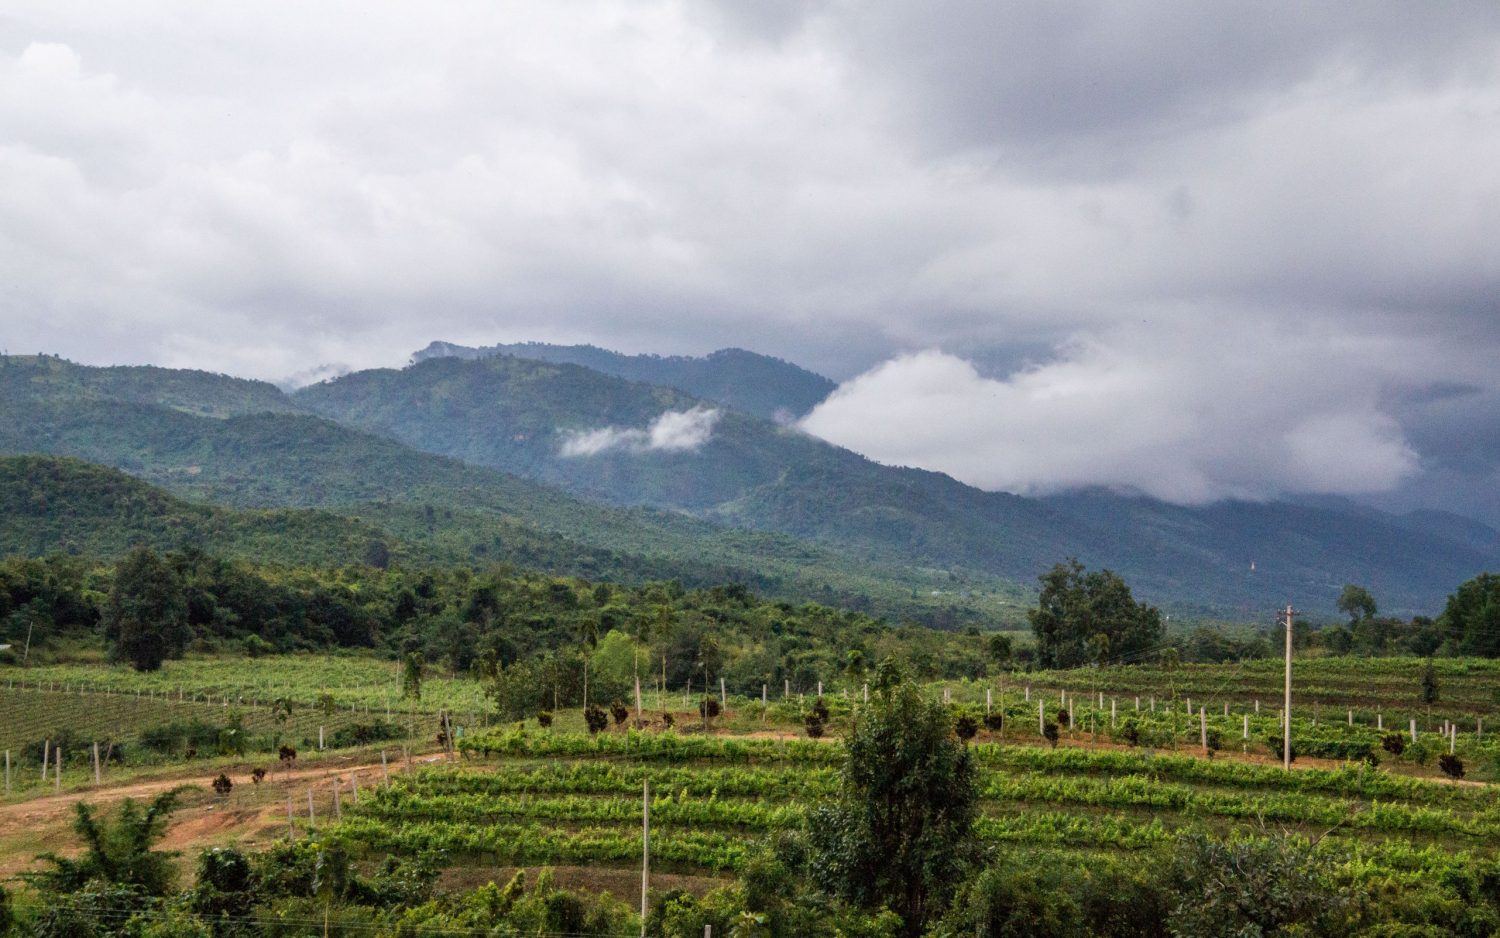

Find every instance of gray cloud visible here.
[0,3,1498,513]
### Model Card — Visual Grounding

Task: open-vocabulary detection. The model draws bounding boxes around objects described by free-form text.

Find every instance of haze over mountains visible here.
[2,345,1496,621]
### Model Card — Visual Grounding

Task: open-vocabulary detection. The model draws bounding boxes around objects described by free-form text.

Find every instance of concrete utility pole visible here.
[641,780,650,938]
[1282,605,1295,771]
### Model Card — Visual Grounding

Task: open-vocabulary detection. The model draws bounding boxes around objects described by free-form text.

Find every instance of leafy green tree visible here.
[1028,560,1163,670]
[1166,833,1353,937]
[986,633,1013,669]
[1337,584,1377,626]
[401,651,424,700]
[808,660,977,936]
[1439,572,1500,656]
[188,847,256,938]
[28,789,187,899]
[1421,659,1440,706]
[104,548,190,672]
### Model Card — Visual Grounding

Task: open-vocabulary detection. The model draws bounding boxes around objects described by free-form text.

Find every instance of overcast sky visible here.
[3,2,1499,516]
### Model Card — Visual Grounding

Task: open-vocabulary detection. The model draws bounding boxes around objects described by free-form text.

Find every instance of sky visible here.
[2,2,1499,518]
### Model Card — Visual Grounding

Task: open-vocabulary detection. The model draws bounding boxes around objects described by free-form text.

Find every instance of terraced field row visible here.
[334,730,1500,882]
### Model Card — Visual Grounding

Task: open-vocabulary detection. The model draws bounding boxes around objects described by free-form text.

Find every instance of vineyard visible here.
[328,727,1500,892]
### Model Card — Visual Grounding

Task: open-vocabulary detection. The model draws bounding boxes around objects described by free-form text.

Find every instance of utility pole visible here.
[1282,604,1295,771]
[641,780,650,938]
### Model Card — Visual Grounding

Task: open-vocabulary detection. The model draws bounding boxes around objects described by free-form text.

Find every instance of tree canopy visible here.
[1028,560,1163,670]
[808,660,977,935]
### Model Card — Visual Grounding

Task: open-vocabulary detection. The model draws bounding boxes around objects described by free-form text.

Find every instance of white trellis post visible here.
[1199,708,1208,753]
[1039,701,1045,735]
[1111,697,1116,728]
[1410,718,1417,743]
[1242,714,1249,739]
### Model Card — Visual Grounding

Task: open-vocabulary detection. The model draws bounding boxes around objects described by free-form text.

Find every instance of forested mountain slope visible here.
[411,341,835,419]
[0,357,1021,625]
[297,354,1500,616]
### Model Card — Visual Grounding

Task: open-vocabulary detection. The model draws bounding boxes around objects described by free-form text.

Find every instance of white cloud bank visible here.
[799,325,1421,504]
[560,406,721,457]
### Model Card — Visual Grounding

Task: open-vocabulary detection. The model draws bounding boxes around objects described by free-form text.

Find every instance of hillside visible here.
[0,358,1024,624]
[0,353,303,418]
[297,355,1500,616]
[411,341,835,419]
[0,454,382,564]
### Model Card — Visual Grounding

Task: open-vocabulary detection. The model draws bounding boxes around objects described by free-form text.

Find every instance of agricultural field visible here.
[326,727,1500,900]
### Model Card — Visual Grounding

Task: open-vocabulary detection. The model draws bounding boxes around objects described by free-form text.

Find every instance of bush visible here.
[955,715,979,741]
[583,704,608,735]
[805,715,825,739]
[661,712,675,728]
[326,721,404,749]
[1042,722,1060,748]
[1381,733,1407,756]
[983,712,1004,732]
[1439,753,1465,781]
[139,720,223,756]
[1266,735,1296,764]
[1117,719,1141,747]
[211,773,233,796]
[537,711,553,729]
[698,698,722,719]
[609,701,629,726]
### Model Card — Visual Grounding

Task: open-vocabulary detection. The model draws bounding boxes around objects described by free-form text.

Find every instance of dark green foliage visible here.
[211,773,232,796]
[1042,722,1060,748]
[804,714,825,738]
[1029,560,1163,670]
[189,847,256,938]
[412,341,837,421]
[954,714,978,741]
[983,712,1003,732]
[808,661,977,935]
[104,547,190,671]
[1165,834,1354,937]
[1382,732,1407,756]
[1117,719,1141,747]
[29,881,150,938]
[1337,584,1378,624]
[325,721,403,748]
[608,700,629,725]
[583,704,608,735]
[986,633,1013,666]
[1266,735,1297,764]
[1439,753,1466,780]
[28,789,186,899]
[932,851,1169,938]
[1422,659,1440,705]
[1440,572,1500,656]
[698,697,722,719]
[536,711,553,728]
[139,719,223,756]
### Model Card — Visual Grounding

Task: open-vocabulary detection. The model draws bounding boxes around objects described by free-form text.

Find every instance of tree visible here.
[104,548,190,672]
[402,651,424,701]
[808,660,977,936]
[1439,572,1500,657]
[1421,659,1439,706]
[1028,560,1163,670]
[28,789,187,899]
[986,634,1013,669]
[1336,584,1377,626]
